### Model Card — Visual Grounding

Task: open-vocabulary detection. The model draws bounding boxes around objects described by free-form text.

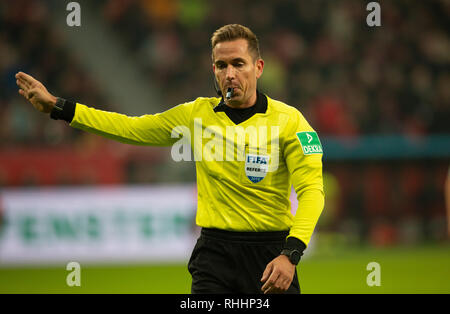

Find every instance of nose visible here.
[226,64,236,81]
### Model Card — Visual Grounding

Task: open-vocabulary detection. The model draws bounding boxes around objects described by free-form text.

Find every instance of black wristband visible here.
[283,237,306,255]
[50,97,76,123]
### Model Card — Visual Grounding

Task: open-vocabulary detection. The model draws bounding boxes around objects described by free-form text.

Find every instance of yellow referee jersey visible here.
[70,95,324,246]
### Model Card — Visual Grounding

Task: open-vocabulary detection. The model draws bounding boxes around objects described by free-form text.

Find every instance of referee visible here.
[15,24,324,294]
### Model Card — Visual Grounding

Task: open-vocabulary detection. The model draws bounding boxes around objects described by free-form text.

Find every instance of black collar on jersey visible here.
[213,90,268,125]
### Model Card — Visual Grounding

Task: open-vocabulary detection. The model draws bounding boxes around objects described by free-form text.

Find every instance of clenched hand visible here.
[261,254,296,294]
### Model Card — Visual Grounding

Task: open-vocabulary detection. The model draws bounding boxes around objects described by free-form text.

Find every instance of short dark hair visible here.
[211,24,261,61]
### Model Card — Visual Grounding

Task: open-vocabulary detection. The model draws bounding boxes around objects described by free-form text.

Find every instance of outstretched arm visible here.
[15,72,57,113]
[15,71,195,146]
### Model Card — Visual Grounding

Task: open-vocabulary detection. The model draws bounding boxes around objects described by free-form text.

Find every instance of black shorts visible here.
[188,228,300,294]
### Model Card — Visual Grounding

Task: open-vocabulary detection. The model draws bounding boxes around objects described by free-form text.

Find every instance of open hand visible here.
[15,71,57,113]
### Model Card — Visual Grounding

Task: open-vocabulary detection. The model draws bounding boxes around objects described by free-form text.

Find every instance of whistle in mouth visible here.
[226,87,234,100]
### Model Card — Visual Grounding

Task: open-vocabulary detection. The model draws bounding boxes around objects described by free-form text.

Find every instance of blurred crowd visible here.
[0,0,448,244]
[0,0,108,147]
[98,0,450,135]
[321,161,448,246]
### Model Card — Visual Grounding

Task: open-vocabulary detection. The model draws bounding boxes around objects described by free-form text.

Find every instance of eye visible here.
[216,62,226,70]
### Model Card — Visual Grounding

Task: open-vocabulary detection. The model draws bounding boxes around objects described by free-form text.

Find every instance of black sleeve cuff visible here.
[50,98,76,123]
[283,237,307,256]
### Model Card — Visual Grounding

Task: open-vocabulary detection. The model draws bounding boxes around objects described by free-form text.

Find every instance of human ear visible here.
[255,59,264,79]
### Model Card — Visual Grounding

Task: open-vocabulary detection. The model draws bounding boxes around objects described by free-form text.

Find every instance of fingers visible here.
[261,269,280,294]
[263,286,280,294]
[15,72,36,86]
[16,78,29,91]
[260,262,273,283]
[262,275,292,294]
[15,72,41,95]
[27,88,36,100]
[17,86,36,101]
[15,72,38,101]
[18,88,31,101]
[261,256,296,294]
